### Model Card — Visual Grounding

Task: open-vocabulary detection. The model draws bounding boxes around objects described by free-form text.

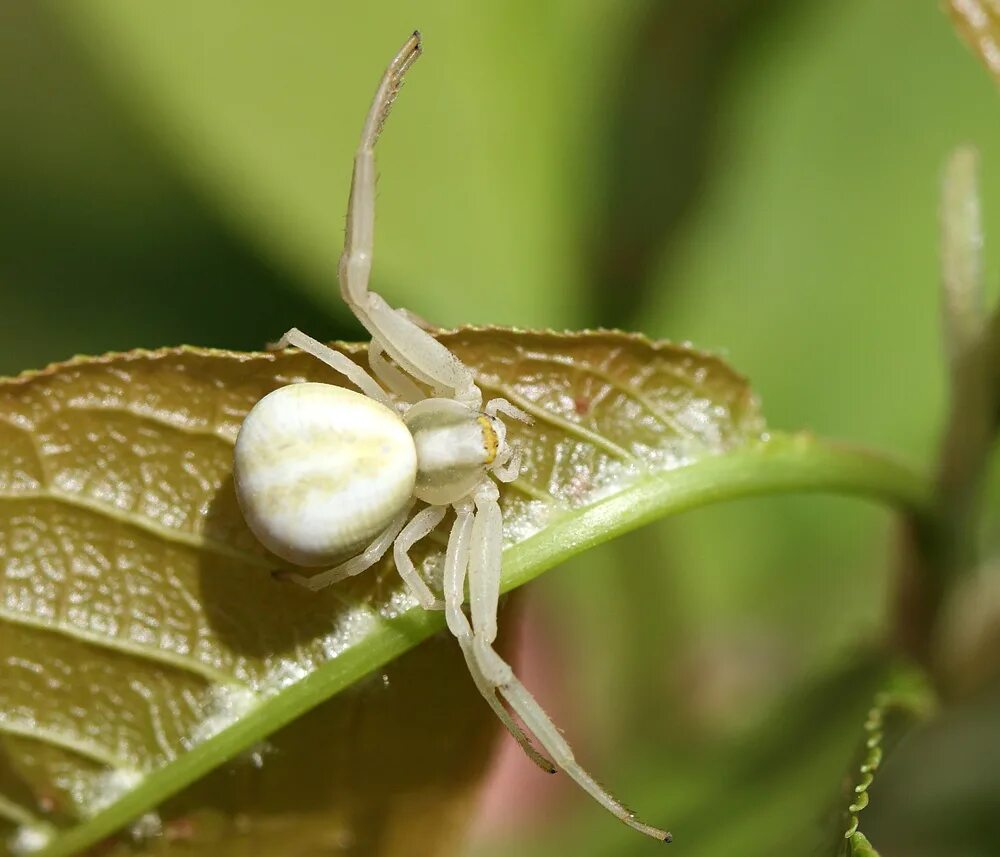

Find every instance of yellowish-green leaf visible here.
[4,628,516,857]
[0,329,928,856]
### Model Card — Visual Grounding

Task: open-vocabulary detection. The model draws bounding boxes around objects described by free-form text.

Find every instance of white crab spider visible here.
[233,33,670,843]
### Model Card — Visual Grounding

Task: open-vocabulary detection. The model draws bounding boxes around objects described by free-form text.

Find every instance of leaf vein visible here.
[503,478,559,504]
[0,488,273,569]
[518,353,689,435]
[0,792,46,830]
[0,608,249,690]
[474,379,639,463]
[0,719,131,772]
[61,403,238,444]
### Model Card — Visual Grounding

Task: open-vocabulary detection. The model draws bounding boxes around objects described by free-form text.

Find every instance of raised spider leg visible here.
[396,306,438,332]
[368,338,426,404]
[277,502,414,592]
[275,328,391,408]
[392,505,447,610]
[443,504,556,773]
[464,482,671,841]
[339,33,481,408]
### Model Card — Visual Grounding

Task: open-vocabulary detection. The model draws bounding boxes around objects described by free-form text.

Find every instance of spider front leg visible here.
[384,491,552,770]
[442,501,556,773]
[468,482,503,644]
[275,327,392,407]
[485,397,530,482]
[368,338,426,404]
[485,397,531,425]
[338,33,481,408]
[391,505,447,609]
[463,483,672,842]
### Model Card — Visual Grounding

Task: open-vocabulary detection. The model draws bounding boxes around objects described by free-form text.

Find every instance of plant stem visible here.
[891,147,1000,672]
[503,431,932,592]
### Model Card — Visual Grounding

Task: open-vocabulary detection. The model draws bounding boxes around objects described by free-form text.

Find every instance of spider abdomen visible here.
[234,382,417,566]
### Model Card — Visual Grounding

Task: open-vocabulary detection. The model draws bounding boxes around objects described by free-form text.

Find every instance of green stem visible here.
[36,431,931,857]
[504,432,932,591]
[890,147,1000,671]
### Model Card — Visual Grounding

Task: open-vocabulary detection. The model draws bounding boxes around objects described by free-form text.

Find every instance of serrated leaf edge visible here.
[0,326,755,395]
[843,693,889,843]
[842,674,936,856]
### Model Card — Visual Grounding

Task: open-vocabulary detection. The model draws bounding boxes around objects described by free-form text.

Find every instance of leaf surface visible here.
[0,328,766,855]
[948,0,1000,82]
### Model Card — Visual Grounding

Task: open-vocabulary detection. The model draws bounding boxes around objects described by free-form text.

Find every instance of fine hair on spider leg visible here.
[233,31,671,842]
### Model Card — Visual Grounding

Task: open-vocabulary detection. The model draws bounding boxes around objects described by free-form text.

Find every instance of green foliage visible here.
[49,1,633,331]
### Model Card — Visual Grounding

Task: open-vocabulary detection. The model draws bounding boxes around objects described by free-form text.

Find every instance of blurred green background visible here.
[3,1,1000,855]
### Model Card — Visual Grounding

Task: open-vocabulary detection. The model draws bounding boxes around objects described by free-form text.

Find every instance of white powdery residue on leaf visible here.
[86,767,145,814]
[259,658,311,694]
[583,458,649,506]
[628,442,684,472]
[63,771,101,816]
[185,683,258,748]
[377,588,419,621]
[672,397,734,449]
[7,824,52,855]
[214,417,241,444]
[316,603,386,661]
[501,499,552,546]
[156,628,191,656]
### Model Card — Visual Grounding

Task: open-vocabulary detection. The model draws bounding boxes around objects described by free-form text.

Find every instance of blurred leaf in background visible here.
[0,3,333,373]
[590,0,1000,742]
[46,0,630,332]
[581,0,801,328]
